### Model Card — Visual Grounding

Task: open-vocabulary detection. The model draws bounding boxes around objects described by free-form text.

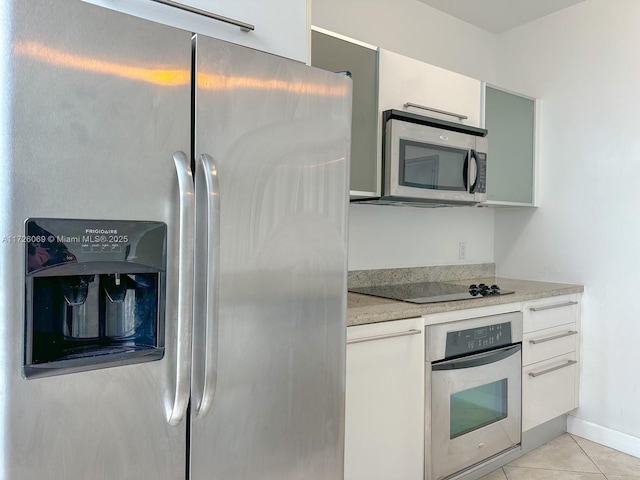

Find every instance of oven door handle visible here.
[432,344,521,371]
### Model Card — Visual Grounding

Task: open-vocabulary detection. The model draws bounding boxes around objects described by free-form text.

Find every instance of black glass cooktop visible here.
[348,282,514,304]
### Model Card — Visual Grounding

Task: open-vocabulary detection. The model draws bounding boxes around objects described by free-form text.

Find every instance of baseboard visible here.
[568,415,640,458]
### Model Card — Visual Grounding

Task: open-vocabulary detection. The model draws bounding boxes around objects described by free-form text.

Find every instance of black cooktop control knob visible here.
[468,283,502,296]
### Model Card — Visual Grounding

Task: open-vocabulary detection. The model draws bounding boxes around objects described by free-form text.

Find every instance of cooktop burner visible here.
[348,282,514,304]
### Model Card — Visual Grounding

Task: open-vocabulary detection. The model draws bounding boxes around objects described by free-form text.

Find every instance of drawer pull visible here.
[347,329,421,345]
[529,301,578,312]
[403,102,469,121]
[529,330,577,345]
[150,0,255,32]
[528,360,577,378]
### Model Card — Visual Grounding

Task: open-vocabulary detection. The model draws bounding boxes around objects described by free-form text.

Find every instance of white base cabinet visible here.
[343,294,581,477]
[522,295,581,431]
[345,318,425,480]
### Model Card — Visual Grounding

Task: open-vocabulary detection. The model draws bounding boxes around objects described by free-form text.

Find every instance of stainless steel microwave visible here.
[364,110,489,206]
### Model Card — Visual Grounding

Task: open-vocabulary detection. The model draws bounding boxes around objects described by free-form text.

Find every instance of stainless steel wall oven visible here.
[427,311,523,480]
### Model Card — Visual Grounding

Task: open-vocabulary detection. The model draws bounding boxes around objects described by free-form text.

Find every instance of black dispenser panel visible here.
[24,218,166,378]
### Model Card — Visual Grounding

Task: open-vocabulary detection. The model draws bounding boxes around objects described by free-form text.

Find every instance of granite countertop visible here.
[347,277,584,327]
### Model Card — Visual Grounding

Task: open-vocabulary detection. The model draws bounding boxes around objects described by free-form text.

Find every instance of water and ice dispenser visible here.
[24,219,166,378]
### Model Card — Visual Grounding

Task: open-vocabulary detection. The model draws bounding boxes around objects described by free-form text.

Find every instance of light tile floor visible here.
[479,433,640,480]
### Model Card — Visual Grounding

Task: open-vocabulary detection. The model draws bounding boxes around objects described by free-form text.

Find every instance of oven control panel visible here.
[445,321,512,358]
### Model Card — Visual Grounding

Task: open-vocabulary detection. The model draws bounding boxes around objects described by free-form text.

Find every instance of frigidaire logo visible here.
[85,228,118,234]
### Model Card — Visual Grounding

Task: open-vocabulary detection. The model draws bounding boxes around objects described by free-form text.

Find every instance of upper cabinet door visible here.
[378,49,483,128]
[84,0,308,63]
[311,28,380,196]
[484,85,537,206]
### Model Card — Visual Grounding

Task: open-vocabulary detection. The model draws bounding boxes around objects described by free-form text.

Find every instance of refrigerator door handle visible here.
[168,151,195,426]
[194,153,220,418]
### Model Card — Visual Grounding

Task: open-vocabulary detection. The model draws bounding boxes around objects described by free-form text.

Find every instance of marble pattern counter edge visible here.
[347,277,584,327]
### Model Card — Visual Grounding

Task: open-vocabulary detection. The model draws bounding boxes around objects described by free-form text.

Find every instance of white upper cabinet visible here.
[83,0,308,62]
[378,49,483,128]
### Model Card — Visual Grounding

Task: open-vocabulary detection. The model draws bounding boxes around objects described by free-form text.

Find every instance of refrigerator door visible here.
[191,36,351,479]
[0,1,191,478]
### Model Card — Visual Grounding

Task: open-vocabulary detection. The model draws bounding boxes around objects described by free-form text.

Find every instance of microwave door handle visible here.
[469,150,479,193]
[462,151,469,191]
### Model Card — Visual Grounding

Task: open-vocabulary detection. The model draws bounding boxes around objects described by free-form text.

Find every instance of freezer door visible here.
[0,1,191,479]
[191,36,351,479]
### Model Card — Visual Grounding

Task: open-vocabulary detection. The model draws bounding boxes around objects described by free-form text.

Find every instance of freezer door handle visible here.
[168,151,195,426]
[193,154,220,418]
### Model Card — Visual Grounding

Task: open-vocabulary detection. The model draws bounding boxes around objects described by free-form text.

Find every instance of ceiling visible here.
[416,0,585,34]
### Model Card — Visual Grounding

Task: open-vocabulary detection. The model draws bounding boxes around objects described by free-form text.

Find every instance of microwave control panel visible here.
[473,152,487,194]
[445,321,512,358]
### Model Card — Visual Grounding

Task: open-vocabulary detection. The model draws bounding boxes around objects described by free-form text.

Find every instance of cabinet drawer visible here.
[522,352,578,431]
[524,295,579,333]
[523,323,577,366]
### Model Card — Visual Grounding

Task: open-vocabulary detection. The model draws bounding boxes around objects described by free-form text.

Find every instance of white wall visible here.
[312,0,497,270]
[312,0,497,82]
[349,205,494,269]
[494,0,640,453]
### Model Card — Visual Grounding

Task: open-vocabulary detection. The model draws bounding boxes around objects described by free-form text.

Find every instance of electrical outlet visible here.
[458,241,467,260]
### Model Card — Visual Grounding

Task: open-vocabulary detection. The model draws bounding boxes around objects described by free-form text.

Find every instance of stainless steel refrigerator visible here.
[0,1,351,479]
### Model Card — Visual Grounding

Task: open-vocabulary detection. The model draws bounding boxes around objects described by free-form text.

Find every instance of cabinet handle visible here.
[528,360,577,378]
[347,329,421,345]
[404,102,468,121]
[529,301,578,312]
[529,330,577,345]
[149,0,255,32]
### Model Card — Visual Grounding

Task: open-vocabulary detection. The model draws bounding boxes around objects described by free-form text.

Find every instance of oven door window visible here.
[399,139,468,192]
[450,378,508,439]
